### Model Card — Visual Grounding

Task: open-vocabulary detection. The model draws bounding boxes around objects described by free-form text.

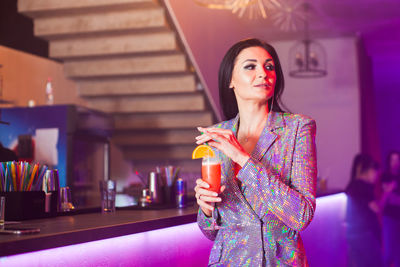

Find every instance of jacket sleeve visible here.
[237,118,317,231]
[197,207,220,241]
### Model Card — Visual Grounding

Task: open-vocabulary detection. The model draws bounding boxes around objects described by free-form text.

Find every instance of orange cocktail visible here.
[201,156,221,193]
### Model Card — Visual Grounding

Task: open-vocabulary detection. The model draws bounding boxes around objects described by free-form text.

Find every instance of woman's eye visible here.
[244,64,256,70]
[265,64,275,71]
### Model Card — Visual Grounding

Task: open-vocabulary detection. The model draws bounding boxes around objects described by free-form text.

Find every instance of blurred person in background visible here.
[381,151,400,267]
[346,153,383,267]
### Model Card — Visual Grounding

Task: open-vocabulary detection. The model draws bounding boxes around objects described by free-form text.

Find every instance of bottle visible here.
[45,77,54,105]
[139,189,151,207]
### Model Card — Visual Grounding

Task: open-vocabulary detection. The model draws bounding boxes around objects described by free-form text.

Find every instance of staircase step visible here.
[86,94,205,113]
[113,129,198,146]
[123,145,196,160]
[50,31,177,59]
[64,53,187,78]
[79,74,196,96]
[33,8,166,38]
[18,0,155,18]
[113,112,214,129]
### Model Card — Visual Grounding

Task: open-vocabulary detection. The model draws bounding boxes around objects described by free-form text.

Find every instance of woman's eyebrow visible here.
[243,59,257,63]
[242,58,273,64]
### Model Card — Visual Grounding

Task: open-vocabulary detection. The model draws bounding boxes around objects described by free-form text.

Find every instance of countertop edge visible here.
[0,212,197,257]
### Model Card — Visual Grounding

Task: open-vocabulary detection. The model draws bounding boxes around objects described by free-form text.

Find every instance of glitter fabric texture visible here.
[197,112,317,266]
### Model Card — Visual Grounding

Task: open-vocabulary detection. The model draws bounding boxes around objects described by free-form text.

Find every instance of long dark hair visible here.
[350,154,379,182]
[218,38,286,120]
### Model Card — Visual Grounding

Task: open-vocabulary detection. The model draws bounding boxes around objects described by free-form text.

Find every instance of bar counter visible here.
[0,193,347,266]
[0,205,198,257]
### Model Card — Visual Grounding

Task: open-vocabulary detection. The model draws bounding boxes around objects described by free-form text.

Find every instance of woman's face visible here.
[230,46,276,105]
[365,168,379,184]
[390,153,400,174]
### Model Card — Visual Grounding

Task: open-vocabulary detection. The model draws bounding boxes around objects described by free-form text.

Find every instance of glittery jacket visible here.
[197,112,317,267]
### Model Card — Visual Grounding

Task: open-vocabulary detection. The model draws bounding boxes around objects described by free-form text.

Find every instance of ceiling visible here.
[234,0,400,42]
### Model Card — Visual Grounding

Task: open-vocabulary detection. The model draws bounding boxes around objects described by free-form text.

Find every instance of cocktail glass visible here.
[201,156,223,230]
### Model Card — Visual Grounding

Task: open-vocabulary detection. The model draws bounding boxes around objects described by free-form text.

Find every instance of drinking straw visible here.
[34,165,47,191]
[165,166,171,187]
[5,163,10,192]
[172,167,180,186]
[16,161,21,191]
[22,163,31,191]
[27,164,38,191]
[20,162,27,191]
[11,161,17,191]
[0,163,4,191]
[6,162,13,191]
[16,162,20,191]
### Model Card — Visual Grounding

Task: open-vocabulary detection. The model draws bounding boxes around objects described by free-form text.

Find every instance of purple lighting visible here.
[0,193,350,267]
[302,193,348,267]
[0,222,213,267]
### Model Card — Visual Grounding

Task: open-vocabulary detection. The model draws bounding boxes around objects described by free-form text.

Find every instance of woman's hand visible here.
[196,127,250,167]
[368,201,380,214]
[194,179,225,217]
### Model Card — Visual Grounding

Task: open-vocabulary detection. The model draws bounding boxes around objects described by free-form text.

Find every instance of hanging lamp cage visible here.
[289,39,327,78]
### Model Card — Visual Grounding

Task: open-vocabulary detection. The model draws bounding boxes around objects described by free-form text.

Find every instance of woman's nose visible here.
[258,69,267,78]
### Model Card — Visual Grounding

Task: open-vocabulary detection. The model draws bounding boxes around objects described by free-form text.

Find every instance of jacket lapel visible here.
[251,111,285,162]
[220,116,253,214]
[220,113,286,218]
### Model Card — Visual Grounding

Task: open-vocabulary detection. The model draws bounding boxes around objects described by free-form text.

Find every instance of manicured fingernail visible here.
[216,198,222,202]
[213,192,218,196]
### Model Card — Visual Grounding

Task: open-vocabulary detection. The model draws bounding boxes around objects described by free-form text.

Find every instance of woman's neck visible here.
[237,101,269,134]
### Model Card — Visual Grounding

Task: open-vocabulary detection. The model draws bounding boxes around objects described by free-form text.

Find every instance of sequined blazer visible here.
[197,112,317,267]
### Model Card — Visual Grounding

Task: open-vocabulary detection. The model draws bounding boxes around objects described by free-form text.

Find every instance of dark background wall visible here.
[0,0,48,58]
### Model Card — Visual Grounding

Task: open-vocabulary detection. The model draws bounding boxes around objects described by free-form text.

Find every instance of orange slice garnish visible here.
[192,145,215,159]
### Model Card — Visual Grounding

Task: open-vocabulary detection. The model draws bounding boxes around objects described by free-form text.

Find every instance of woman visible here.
[345,154,383,267]
[381,151,400,267]
[194,38,317,266]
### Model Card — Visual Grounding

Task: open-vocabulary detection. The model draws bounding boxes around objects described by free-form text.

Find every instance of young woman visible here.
[194,38,317,266]
[381,151,400,267]
[345,154,383,267]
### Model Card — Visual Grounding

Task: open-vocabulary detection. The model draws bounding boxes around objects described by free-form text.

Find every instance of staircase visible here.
[17,0,217,165]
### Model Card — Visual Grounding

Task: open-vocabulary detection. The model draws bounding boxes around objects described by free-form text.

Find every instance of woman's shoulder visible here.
[210,113,316,129]
[279,112,316,126]
[209,117,236,129]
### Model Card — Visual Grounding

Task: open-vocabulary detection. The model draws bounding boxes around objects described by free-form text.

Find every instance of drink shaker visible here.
[148,172,163,204]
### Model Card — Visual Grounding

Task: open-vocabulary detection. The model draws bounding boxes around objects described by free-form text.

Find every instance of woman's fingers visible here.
[194,178,222,214]
[220,185,226,194]
[196,127,233,142]
[199,195,222,203]
[196,178,209,187]
[197,200,214,213]
[196,132,227,146]
[195,186,220,200]
[198,127,232,135]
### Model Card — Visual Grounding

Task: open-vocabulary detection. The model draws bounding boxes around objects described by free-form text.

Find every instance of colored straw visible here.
[27,164,38,191]
[5,163,10,192]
